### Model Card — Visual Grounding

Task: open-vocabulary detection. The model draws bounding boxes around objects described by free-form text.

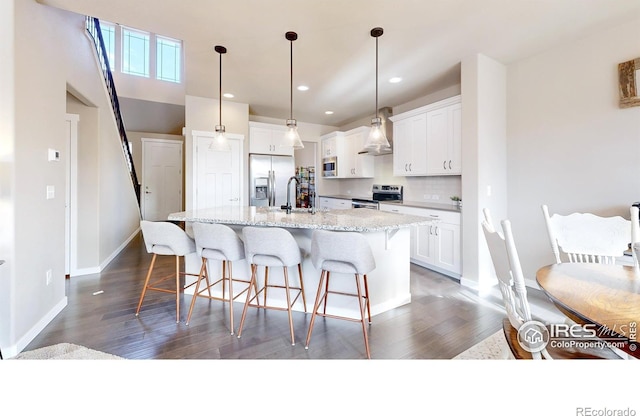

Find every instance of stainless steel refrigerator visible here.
[249,154,296,207]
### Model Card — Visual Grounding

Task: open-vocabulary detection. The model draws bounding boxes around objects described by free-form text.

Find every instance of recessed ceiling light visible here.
[223,93,234,98]
[297,85,309,91]
[389,77,402,83]
[325,110,334,115]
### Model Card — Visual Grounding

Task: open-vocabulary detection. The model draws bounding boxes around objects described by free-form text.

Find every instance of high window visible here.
[156,36,182,83]
[122,27,150,78]
[99,22,116,71]
[99,21,182,83]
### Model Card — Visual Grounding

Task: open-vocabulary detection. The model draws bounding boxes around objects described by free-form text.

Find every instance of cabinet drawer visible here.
[380,204,460,225]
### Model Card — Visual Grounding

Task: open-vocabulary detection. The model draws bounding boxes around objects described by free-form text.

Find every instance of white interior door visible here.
[65,113,79,276]
[194,132,243,210]
[142,139,183,221]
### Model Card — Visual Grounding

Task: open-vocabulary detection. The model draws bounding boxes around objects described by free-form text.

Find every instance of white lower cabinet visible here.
[380,204,461,278]
[319,197,352,210]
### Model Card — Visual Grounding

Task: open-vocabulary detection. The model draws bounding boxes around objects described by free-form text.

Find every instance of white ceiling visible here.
[40,0,640,126]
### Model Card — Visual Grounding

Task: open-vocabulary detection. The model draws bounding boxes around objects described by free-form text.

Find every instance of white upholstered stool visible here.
[305,229,376,358]
[237,226,307,346]
[137,220,199,323]
[186,222,252,334]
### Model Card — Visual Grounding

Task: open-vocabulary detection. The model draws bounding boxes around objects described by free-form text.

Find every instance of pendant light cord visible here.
[290,39,293,120]
[219,50,223,126]
[375,35,378,120]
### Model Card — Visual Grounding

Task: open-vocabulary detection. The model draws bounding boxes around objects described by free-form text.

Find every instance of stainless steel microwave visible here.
[322,157,337,177]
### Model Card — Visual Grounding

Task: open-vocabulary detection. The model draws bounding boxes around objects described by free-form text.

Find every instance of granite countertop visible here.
[319,194,365,200]
[380,200,462,213]
[168,206,433,232]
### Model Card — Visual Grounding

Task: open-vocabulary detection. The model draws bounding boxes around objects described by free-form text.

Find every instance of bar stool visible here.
[137,220,199,323]
[305,229,376,359]
[237,226,307,346]
[185,222,252,334]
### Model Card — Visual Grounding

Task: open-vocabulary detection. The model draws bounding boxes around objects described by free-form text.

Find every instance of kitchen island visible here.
[168,206,432,319]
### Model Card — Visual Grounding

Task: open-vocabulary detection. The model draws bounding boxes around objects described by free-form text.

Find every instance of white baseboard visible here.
[70,227,141,277]
[6,296,68,358]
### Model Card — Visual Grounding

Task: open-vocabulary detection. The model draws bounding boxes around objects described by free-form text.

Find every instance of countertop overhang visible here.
[168,206,432,232]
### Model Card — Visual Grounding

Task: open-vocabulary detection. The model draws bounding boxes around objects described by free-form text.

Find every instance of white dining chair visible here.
[541,204,631,265]
[482,208,621,360]
[631,206,640,267]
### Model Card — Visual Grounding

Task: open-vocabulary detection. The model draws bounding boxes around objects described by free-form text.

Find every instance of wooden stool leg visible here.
[237,264,257,339]
[283,266,295,346]
[186,258,208,325]
[228,261,235,335]
[136,253,157,316]
[322,271,331,315]
[355,274,371,359]
[263,266,269,307]
[363,274,372,324]
[297,264,307,312]
[305,269,327,349]
[175,255,181,323]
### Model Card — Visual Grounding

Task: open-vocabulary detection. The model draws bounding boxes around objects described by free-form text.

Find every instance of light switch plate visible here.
[46,185,55,199]
[48,148,60,161]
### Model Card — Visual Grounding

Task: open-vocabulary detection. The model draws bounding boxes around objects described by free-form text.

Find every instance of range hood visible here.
[358,107,393,156]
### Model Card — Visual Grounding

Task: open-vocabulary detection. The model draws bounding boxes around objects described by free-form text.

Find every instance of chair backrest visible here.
[191,222,245,261]
[140,220,195,256]
[242,226,301,267]
[310,230,376,275]
[541,205,631,264]
[632,206,640,267]
[482,209,551,360]
[481,209,531,329]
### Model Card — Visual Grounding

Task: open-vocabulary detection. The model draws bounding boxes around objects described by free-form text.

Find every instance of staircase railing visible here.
[85,16,141,206]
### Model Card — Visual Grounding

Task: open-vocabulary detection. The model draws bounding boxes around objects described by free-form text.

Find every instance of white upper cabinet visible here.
[426,101,461,175]
[320,127,373,178]
[320,132,340,158]
[341,127,374,178]
[249,122,294,156]
[390,95,461,177]
[391,113,427,176]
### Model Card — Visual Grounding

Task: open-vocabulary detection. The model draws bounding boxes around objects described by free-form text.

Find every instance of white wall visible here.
[507,17,640,283]
[0,0,15,356]
[461,54,507,291]
[1,1,141,356]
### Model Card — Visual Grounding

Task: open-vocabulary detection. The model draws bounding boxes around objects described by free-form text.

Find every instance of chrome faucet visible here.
[281,176,300,214]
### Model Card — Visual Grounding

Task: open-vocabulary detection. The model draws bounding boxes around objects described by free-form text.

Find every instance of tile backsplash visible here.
[334,154,462,202]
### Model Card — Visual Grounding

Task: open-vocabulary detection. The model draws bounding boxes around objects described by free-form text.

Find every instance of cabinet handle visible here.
[443,160,446,170]
[229,197,239,201]
[449,160,452,169]
[434,226,439,236]
[409,163,412,171]
[405,163,408,172]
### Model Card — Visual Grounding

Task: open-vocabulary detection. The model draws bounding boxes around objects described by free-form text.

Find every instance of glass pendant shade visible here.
[366,116,390,150]
[285,119,304,149]
[209,124,230,151]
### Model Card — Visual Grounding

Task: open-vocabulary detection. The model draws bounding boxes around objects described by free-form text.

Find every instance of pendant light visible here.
[284,31,304,149]
[210,45,231,151]
[364,27,390,151]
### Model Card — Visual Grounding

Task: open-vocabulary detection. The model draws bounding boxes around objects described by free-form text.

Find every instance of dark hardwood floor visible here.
[23,231,560,359]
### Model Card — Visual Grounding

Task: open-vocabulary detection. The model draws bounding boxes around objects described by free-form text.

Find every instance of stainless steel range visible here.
[352,184,403,209]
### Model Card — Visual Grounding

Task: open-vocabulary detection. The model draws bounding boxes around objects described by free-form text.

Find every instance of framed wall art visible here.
[618,57,640,108]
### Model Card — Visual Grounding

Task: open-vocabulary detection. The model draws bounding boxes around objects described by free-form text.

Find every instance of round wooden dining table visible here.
[536,262,640,358]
